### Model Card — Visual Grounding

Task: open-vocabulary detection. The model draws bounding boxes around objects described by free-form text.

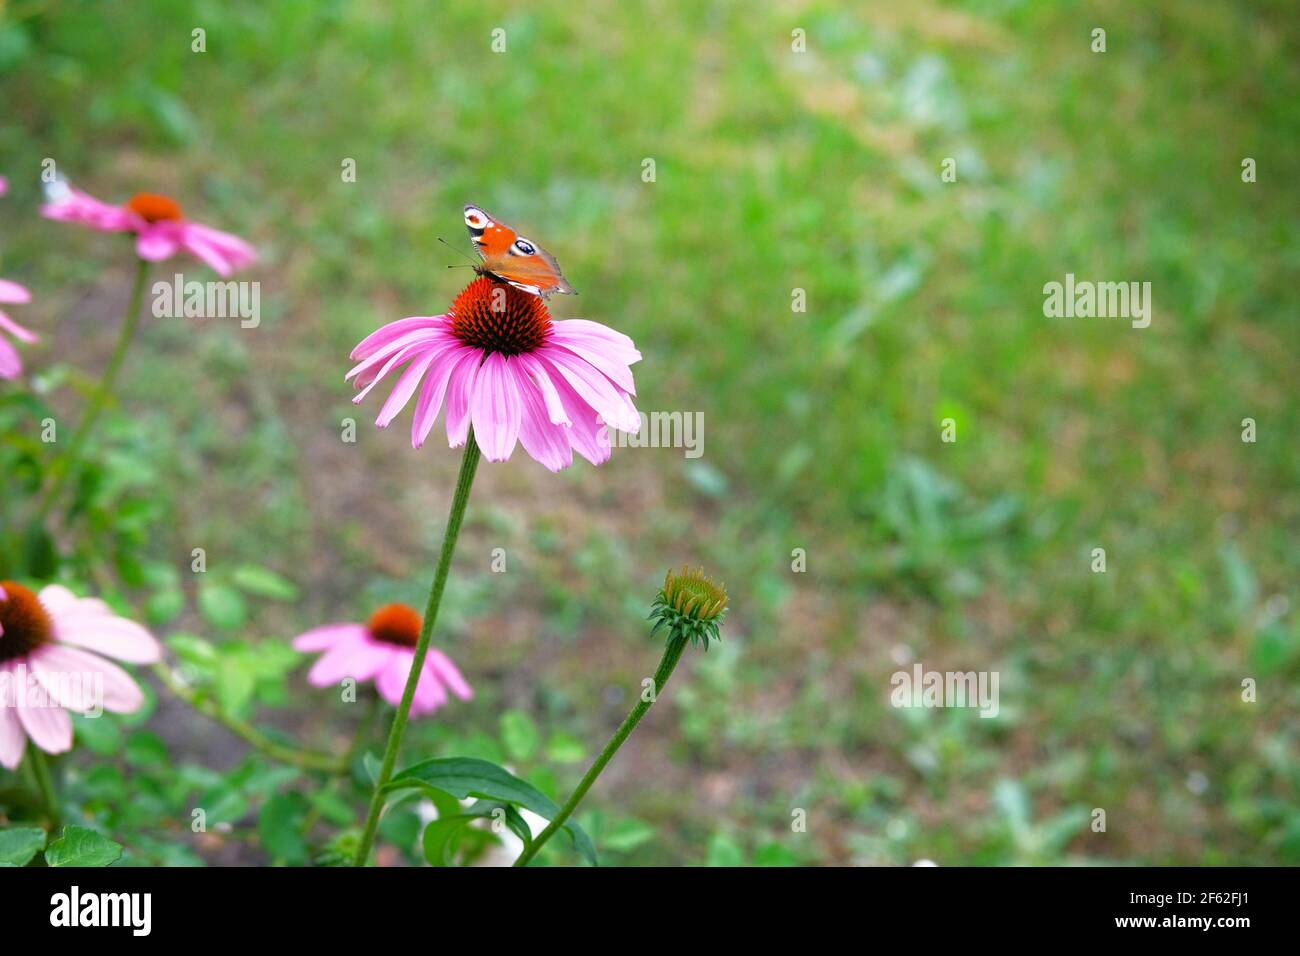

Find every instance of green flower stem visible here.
[27,743,60,830]
[153,662,346,773]
[353,435,481,866]
[515,632,689,867]
[37,257,150,523]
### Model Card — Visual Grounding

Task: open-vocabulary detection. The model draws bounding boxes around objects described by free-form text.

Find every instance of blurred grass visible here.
[1,0,1298,864]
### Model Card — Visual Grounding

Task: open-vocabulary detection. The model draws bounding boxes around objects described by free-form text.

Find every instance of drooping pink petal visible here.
[427,649,474,700]
[0,695,25,770]
[32,644,146,713]
[307,635,394,687]
[0,337,20,380]
[292,623,366,652]
[0,309,38,343]
[375,654,413,708]
[516,353,570,426]
[537,346,641,433]
[444,351,480,448]
[0,280,32,305]
[547,332,638,395]
[16,699,73,755]
[412,347,478,448]
[470,352,522,461]
[350,316,449,362]
[50,609,161,664]
[411,663,448,716]
[135,229,180,261]
[180,222,257,277]
[551,372,613,465]
[514,362,573,472]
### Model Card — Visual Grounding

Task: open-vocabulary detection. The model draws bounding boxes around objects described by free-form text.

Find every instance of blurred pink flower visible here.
[292,604,472,717]
[0,582,162,769]
[0,177,36,379]
[40,187,256,277]
[0,279,35,381]
[348,276,641,471]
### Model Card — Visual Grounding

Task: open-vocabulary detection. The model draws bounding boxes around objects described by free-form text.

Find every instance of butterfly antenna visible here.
[437,236,478,264]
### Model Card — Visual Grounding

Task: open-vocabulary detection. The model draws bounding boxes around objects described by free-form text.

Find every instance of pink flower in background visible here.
[0,279,35,381]
[348,276,641,471]
[0,177,36,379]
[40,185,256,277]
[0,582,162,769]
[293,604,472,716]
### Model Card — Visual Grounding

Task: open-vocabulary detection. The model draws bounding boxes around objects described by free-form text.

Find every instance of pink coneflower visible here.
[0,582,161,770]
[0,177,36,380]
[0,279,35,381]
[40,186,256,277]
[292,604,472,716]
[348,276,641,471]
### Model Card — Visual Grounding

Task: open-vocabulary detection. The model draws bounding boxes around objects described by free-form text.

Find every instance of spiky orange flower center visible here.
[366,603,422,648]
[0,580,54,664]
[125,192,184,223]
[450,276,551,355]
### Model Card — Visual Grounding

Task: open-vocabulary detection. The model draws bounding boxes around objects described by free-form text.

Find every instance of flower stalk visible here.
[515,566,728,866]
[37,257,150,522]
[353,434,481,865]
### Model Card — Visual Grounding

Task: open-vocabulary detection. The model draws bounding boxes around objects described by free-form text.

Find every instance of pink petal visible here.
[411,664,448,716]
[551,373,613,465]
[444,351,481,447]
[307,635,394,687]
[537,347,640,433]
[135,228,179,262]
[180,222,257,276]
[375,352,438,428]
[412,347,477,448]
[470,352,522,461]
[292,623,365,652]
[427,649,473,700]
[0,309,38,343]
[516,353,570,426]
[350,316,449,361]
[0,337,20,379]
[0,697,24,770]
[16,699,73,755]
[375,654,413,708]
[0,280,31,304]
[547,333,638,395]
[33,645,145,713]
[52,610,160,664]
[514,363,573,472]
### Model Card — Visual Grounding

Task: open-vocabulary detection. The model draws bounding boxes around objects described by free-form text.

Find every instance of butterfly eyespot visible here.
[465,209,488,228]
[513,238,536,256]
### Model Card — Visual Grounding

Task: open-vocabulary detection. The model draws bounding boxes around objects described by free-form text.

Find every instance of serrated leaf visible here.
[44,826,122,867]
[387,757,596,865]
[0,827,47,867]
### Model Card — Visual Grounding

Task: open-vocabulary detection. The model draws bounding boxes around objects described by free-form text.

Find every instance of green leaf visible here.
[167,633,219,669]
[258,793,309,864]
[197,581,248,631]
[145,588,185,625]
[705,831,745,866]
[421,815,478,866]
[124,730,169,767]
[500,709,541,762]
[232,564,299,601]
[388,757,597,865]
[0,827,47,867]
[602,818,656,853]
[44,826,123,867]
[544,732,586,765]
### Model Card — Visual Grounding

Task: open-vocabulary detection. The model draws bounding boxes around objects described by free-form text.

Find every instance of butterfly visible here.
[463,204,576,298]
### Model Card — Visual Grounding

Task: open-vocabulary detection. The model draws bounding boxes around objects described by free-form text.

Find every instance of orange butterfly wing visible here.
[464,204,575,297]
